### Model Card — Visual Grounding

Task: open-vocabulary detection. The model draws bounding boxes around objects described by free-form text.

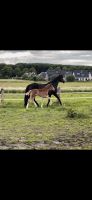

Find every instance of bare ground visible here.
[0,131,92,150]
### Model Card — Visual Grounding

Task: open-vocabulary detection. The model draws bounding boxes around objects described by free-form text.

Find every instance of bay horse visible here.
[24,74,65,108]
[25,83,55,108]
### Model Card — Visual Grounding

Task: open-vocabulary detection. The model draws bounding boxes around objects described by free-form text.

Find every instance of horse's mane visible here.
[42,83,52,89]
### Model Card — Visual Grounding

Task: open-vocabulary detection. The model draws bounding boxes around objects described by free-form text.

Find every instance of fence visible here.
[0,88,4,103]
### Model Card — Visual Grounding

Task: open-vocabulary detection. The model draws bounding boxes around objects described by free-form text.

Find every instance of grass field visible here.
[0,89,92,149]
[0,79,92,92]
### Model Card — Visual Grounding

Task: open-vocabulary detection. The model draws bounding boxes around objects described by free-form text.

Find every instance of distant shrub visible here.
[66,75,75,82]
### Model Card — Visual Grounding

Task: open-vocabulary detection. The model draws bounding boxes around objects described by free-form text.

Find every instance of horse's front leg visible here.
[56,93,61,103]
[54,93,62,105]
[47,95,51,107]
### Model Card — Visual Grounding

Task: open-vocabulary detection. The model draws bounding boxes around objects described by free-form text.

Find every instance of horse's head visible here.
[58,75,65,83]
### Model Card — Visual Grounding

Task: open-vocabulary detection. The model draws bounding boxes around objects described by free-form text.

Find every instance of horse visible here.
[24,74,65,108]
[25,83,55,108]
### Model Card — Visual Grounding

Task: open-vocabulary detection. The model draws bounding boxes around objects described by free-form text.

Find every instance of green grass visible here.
[59,81,92,92]
[0,79,42,88]
[0,92,92,149]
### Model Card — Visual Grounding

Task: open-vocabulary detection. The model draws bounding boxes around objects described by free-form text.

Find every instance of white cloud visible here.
[0,50,92,65]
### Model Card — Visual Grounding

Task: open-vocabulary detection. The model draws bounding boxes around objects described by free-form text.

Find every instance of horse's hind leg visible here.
[24,94,30,108]
[26,98,30,109]
[41,98,44,108]
[34,97,40,107]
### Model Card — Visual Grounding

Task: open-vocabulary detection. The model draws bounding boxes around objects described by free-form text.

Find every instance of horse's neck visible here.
[51,79,59,88]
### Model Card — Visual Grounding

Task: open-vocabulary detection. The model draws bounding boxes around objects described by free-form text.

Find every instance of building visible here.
[63,70,92,81]
[72,70,92,81]
[23,68,92,81]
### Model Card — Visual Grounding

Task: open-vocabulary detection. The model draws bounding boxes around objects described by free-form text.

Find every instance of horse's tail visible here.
[24,94,29,108]
[24,90,32,108]
[25,90,31,96]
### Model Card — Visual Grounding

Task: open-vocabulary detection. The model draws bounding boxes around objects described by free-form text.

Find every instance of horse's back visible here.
[25,83,47,92]
[25,83,38,92]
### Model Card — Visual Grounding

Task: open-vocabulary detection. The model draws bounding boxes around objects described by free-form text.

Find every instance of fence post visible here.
[0,88,4,104]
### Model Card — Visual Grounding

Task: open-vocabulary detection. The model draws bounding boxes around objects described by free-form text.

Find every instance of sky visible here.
[0,50,92,66]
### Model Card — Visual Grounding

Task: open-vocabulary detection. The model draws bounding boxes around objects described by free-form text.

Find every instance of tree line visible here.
[0,63,92,79]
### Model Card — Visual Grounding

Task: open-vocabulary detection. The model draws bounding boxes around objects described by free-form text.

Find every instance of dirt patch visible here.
[0,131,92,149]
[0,139,32,149]
[52,131,92,149]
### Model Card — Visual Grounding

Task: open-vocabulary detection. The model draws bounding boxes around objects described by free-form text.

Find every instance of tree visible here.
[29,67,37,74]
[1,66,13,78]
[14,67,23,77]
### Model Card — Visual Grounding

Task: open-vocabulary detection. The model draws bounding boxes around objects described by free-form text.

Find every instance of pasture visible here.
[0,79,92,92]
[0,79,92,149]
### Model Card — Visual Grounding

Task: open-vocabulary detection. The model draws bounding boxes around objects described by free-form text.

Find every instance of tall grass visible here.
[0,92,92,149]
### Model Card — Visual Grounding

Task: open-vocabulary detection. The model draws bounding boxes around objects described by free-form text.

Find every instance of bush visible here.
[66,75,75,82]
[67,108,77,118]
[67,108,87,119]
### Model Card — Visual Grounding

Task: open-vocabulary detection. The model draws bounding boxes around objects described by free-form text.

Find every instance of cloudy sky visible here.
[0,50,92,65]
